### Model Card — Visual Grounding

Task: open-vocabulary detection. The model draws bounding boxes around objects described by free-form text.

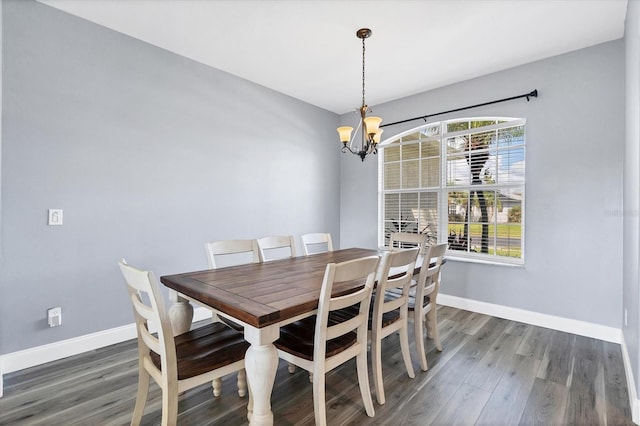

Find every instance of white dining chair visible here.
[332,247,419,404]
[410,243,447,370]
[118,259,249,426]
[385,242,447,370]
[256,235,297,262]
[300,232,334,255]
[274,255,380,425]
[370,247,419,404]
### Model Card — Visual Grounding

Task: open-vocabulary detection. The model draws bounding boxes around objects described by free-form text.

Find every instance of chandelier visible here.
[337,28,383,161]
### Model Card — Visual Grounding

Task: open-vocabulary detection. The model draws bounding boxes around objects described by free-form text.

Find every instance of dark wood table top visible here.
[161,248,381,329]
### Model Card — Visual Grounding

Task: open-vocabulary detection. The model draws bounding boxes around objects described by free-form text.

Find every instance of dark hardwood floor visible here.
[0,306,634,425]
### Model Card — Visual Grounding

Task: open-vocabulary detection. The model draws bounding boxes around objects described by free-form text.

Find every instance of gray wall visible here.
[0,0,629,359]
[624,0,640,402]
[0,0,341,354]
[341,40,625,328]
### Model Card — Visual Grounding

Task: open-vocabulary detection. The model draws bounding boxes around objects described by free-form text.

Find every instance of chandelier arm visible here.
[341,144,366,159]
[345,115,363,150]
[360,104,367,155]
[341,144,358,154]
[341,144,373,162]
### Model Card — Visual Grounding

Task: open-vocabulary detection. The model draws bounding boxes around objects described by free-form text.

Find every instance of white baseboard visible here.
[0,297,629,400]
[621,333,640,424]
[2,295,622,373]
[0,307,213,377]
[438,293,622,343]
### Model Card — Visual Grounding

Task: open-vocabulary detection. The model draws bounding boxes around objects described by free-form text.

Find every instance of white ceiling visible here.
[37,0,628,114]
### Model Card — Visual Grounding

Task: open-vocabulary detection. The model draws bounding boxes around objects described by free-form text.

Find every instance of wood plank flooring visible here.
[0,306,634,425]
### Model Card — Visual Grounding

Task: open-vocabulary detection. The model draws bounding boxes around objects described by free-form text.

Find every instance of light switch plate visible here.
[47,307,62,327]
[48,209,63,225]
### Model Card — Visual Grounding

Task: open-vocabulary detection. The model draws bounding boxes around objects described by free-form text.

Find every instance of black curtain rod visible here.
[380,89,538,128]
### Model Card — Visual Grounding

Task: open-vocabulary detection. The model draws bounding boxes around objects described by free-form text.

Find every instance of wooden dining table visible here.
[160,247,383,425]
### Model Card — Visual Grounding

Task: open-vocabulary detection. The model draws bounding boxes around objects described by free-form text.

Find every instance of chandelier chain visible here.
[362,36,366,109]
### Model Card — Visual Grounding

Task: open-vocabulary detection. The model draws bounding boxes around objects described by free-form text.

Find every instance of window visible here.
[379,117,525,265]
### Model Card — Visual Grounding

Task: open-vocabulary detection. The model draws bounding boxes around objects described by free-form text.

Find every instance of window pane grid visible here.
[382,191,439,246]
[384,163,400,190]
[384,144,400,162]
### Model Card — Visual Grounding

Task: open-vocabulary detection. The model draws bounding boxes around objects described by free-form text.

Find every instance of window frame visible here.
[377,116,526,266]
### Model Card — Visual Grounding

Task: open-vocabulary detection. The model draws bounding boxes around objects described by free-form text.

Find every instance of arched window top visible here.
[380,117,523,147]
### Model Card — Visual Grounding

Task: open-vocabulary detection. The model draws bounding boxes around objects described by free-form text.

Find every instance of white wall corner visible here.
[0,307,213,397]
[621,333,640,424]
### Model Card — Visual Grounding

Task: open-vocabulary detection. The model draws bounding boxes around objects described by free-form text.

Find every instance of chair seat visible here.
[151,322,249,380]
[275,313,358,361]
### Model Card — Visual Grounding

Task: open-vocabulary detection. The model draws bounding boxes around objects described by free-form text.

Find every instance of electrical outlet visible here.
[47,307,62,327]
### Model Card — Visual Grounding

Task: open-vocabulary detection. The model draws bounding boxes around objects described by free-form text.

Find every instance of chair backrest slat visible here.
[205,239,260,269]
[139,325,162,355]
[325,315,365,341]
[329,290,367,312]
[389,232,428,254]
[257,235,297,262]
[301,233,334,255]
[131,296,155,322]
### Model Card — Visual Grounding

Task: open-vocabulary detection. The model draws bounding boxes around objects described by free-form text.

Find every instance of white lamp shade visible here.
[337,126,354,143]
[363,116,382,135]
[372,128,384,144]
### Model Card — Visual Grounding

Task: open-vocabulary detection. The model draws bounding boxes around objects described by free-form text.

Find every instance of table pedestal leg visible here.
[168,290,193,335]
[244,326,279,425]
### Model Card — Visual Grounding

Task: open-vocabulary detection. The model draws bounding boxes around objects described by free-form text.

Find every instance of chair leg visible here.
[162,380,179,426]
[414,309,428,371]
[131,367,150,426]
[237,369,247,397]
[312,370,327,426]
[399,323,415,379]
[426,307,442,351]
[212,377,222,397]
[356,351,375,418]
[371,337,385,405]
